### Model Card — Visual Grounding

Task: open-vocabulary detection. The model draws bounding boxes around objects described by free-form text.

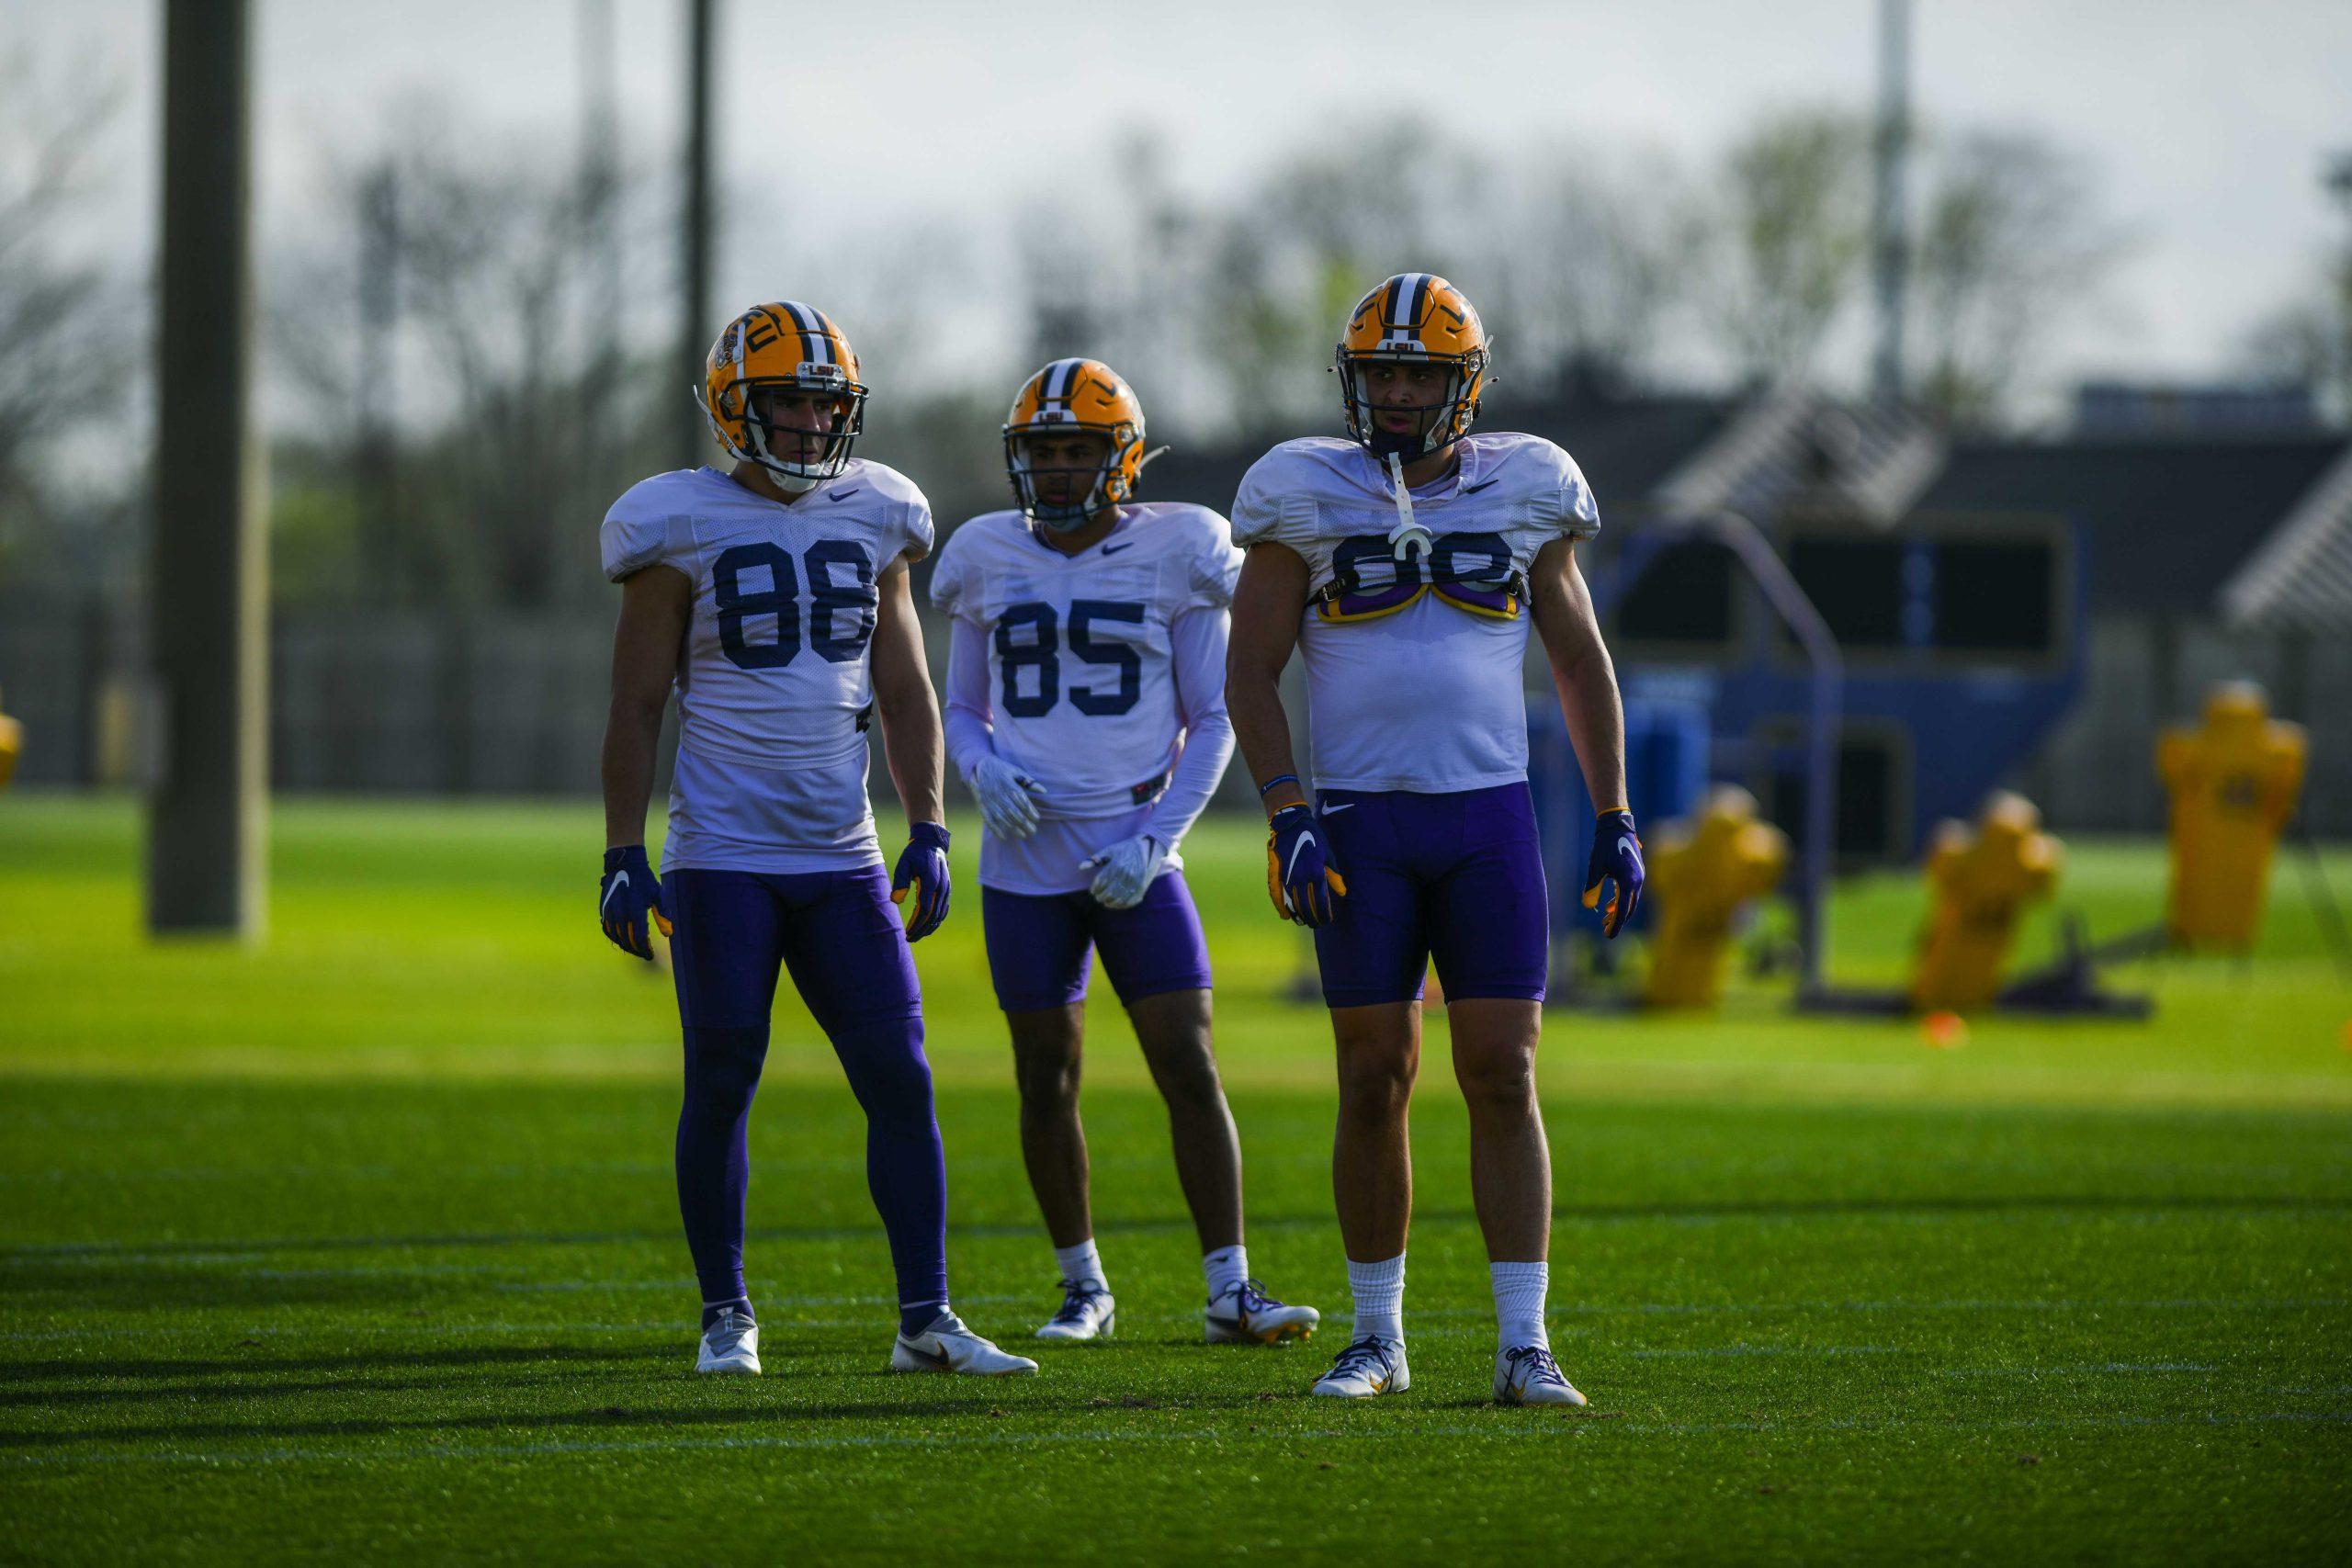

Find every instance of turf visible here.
[3,795,2349,1564]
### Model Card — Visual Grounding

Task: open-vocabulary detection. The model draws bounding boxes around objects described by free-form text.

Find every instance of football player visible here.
[1224,275,1644,1406]
[599,300,1034,1380]
[930,358,1318,1348]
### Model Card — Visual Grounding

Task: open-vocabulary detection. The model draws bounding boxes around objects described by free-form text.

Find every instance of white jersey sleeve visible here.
[857,461,935,567]
[1232,443,1350,552]
[601,470,705,581]
[1184,513,1246,610]
[928,517,978,621]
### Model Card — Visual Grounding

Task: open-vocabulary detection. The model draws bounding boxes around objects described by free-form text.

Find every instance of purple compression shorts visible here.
[980,871,1214,1014]
[1310,782,1550,1008]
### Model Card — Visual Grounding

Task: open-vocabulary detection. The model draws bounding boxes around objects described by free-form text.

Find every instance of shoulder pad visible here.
[601,470,703,581]
[1232,439,1372,547]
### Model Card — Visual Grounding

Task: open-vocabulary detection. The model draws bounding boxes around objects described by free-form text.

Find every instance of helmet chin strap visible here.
[1385,451,1433,565]
[747,419,824,492]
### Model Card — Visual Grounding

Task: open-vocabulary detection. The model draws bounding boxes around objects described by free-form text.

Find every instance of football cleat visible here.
[890,1311,1040,1376]
[1494,1343,1587,1407]
[1310,1336,1408,1398]
[695,1307,761,1375]
[1205,1279,1320,1345]
[1035,1280,1116,1342]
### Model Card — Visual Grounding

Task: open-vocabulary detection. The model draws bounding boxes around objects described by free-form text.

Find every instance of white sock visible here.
[1347,1254,1405,1344]
[1054,1238,1107,1292]
[1203,1244,1250,1299]
[1492,1260,1549,1348]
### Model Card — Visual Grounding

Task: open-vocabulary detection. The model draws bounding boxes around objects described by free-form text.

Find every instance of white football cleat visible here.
[890,1311,1040,1376]
[1036,1279,1116,1341]
[1309,1336,1408,1397]
[695,1307,761,1375]
[1495,1343,1587,1406]
[1205,1279,1320,1345]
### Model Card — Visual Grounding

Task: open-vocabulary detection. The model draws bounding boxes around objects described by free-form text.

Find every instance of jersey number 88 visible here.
[712,540,876,670]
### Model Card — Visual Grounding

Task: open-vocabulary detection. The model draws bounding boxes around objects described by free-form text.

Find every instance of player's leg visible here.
[781,864,1035,1375]
[1095,872,1318,1343]
[665,867,789,1374]
[1427,782,1585,1407]
[983,886,1115,1340]
[1306,792,1429,1396]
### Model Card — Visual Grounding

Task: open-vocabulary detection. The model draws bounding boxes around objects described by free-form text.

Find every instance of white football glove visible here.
[1080,832,1169,910]
[966,754,1047,840]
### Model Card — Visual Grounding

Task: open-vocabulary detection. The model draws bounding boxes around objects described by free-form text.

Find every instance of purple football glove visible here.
[599,844,672,960]
[890,821,952,942]
[1582,808,1644,939]
[1266,804,1348,928]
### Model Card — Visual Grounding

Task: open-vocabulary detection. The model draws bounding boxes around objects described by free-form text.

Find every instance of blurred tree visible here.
[268,105,669,608]
[1704,110,1871,387]
[2244,151,2352,423]
[1489,147,1703,393]
[1908,130,2128,428]
[0,50,136,586]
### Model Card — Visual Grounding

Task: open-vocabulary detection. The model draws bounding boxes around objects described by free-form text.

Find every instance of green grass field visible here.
[3,795,2349,1564]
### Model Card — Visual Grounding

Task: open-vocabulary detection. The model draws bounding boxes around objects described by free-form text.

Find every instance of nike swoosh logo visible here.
[1321,803,1356,816]
[1100,540,1134,555]
[828,486,863,502]
[1205,1314,1244,1332]
[1461,478,1499,495]
[1618,835,1637,857]
[902,1341,952,1369]
[1284,832,1317,882]
[600,874,628,916]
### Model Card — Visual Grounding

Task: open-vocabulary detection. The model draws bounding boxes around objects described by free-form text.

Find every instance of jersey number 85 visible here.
[995,599,1144,718]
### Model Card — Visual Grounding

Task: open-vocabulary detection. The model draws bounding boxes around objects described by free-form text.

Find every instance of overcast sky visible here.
[9,0,2350,404]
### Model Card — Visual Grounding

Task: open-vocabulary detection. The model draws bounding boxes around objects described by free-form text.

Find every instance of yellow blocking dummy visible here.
[2158,682,2306,953]
[0,685,20,792]
[1911,792,2060,1012]
[1645,786,1787,1009]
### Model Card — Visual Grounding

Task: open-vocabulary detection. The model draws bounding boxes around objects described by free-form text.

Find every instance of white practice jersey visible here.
[602,462,934,874]
[1231,432,1599,794]
[932,502,1242,891]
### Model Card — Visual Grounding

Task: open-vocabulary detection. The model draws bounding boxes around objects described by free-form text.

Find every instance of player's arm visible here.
[599,562,690,957]
[1224,542,1310,815]
[1530,536,1643,936]
[871,556,945,830]
[871,554,953,939]
[944,615,1047,840]
[1083,606,1236,909]
[603,564,691,850]
[1225,540,1344,925]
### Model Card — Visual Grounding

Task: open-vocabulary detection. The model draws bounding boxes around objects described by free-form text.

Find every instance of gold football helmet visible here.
[699,301,866,491]
[1333,273,1491,459]
[1002,357,1148,529]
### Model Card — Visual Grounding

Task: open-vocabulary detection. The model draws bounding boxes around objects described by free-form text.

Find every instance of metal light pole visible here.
[150,0,266,939]
[678,0,716,467]
[1870,0,1912,405]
